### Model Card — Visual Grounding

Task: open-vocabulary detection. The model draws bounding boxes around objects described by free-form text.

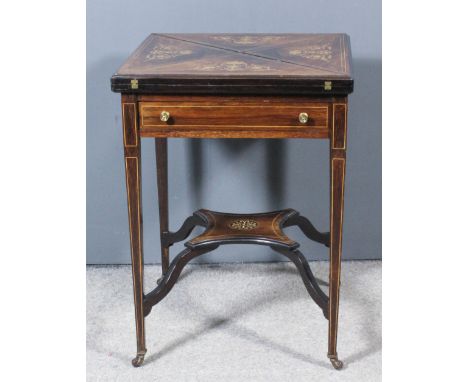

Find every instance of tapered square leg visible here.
[122,94,146,366]
[327,102,348,370]
[155,138,169,276]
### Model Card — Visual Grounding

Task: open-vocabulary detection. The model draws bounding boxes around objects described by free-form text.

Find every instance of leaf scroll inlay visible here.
[229,219,258,230]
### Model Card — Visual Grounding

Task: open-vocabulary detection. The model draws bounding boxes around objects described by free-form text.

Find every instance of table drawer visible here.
[139,97,329,138]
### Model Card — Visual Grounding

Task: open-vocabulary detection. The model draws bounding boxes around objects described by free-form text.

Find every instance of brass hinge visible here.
[324,81,332,91]
[130,79,139,89]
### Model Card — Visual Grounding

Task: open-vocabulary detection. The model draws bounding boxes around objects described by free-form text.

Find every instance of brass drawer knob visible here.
[160,111,170,122]
[298,112,308,124]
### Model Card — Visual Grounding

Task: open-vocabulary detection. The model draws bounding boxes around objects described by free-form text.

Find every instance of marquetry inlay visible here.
[289,44,333,62]
[194,60,273,72]
[211,35,284,45]
[113,34,353,88]
[145,44,193,61]
[229,219,258,230]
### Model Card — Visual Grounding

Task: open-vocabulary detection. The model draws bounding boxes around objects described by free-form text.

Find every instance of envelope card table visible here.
[111,33,353,369]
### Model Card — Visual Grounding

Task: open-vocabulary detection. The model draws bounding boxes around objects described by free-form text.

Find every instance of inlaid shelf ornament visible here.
[229,218,258,230]
[145,209,330,319]
[111,33,353,371]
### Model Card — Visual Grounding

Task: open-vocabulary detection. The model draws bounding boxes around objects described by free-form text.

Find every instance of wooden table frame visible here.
[120,93,348,370]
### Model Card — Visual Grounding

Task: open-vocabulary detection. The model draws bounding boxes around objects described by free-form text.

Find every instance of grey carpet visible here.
[87,261,381,381]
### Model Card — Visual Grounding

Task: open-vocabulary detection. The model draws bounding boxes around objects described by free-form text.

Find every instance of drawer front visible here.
[139,97,329,138]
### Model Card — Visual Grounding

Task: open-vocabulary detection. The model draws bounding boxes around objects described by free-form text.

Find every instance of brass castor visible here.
[132,351,146,367]
[328,354,344,370]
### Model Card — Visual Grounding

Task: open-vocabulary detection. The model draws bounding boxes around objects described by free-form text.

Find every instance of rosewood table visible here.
[111,33,353,370]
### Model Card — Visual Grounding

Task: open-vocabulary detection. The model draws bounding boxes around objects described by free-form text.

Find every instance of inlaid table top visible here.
[111,33,353,95]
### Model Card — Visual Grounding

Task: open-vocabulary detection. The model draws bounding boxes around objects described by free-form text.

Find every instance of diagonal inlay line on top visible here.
[158,34,346,76]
